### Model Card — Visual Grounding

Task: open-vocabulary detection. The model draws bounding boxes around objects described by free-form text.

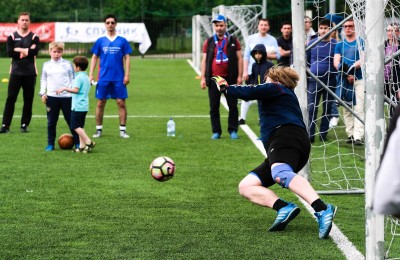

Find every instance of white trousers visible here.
[343,79,365,140]
[240,100,257,120]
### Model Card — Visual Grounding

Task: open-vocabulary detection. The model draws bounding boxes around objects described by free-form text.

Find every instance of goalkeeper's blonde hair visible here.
[266,66,299,89]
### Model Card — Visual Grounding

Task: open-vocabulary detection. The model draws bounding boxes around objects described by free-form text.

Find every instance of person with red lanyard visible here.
[200,14,243,140]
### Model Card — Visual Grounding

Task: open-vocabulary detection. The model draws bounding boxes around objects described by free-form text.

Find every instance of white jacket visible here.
[40,58,74,98]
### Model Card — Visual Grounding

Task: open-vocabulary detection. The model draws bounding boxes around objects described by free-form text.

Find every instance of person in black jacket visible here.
[247,44,273,127]
[0,12,40,133]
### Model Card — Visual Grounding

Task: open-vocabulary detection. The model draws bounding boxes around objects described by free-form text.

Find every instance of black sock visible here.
[272,199,289,211]
[311,199,327,212]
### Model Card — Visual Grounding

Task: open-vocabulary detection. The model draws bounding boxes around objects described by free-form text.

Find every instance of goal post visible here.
[364,0,385,258]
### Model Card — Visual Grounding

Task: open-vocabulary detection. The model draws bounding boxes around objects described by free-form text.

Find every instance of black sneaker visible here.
[20,124,29,133]
[346,136,354,144]
[238,119,246,125]
[354,139,364,146]
[320,135,328,142]
[0,125,9,134]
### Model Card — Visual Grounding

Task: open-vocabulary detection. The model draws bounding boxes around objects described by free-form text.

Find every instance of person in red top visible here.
[200,14,243,140]
[0,12,40,134]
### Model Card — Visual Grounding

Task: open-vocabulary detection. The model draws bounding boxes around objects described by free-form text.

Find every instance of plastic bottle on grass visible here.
[167,118,175,137]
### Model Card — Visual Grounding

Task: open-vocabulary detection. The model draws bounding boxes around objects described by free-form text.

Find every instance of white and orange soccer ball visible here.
[149,156,175,182]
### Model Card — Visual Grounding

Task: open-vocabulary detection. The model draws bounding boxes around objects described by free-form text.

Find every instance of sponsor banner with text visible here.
[0,23,55,42]
[0,22,151,54]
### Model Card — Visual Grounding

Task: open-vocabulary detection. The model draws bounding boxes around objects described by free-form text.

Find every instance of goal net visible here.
[306,0,399,258]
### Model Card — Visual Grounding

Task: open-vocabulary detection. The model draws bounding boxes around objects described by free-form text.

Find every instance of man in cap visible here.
[200,14,243,140]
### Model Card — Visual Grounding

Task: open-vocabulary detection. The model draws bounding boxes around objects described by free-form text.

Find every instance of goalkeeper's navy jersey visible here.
[226,83,306,143]
[91,35,132,82]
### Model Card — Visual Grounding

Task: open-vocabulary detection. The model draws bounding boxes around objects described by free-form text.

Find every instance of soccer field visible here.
[0,58,365,259]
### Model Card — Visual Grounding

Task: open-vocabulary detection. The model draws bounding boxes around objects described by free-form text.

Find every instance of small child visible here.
[239,44,274,125]
[39,42,79,151]
[56,56,95,153]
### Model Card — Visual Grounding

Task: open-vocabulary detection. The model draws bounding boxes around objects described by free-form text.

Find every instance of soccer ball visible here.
[58,133,74,149]
[150,156,175,182]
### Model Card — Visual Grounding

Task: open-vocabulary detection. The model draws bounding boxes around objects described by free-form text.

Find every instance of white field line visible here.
[187,59,364,259]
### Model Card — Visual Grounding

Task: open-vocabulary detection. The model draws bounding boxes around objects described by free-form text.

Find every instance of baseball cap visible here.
[212,14,226,23]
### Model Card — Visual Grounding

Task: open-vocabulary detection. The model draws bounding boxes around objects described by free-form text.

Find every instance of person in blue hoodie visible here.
[240,44,274,125]
[212,67,337,239]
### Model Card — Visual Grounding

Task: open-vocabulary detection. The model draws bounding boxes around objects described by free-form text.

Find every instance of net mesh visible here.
[308,0,399,258]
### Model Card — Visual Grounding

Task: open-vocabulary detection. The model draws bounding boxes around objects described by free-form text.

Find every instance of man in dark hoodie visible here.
[247,44,274,127]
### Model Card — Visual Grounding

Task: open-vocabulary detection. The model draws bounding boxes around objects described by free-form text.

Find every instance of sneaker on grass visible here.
[93,130,102,138]
[314,204,337,239]
[120,131,130,138]
[268,203,300,232]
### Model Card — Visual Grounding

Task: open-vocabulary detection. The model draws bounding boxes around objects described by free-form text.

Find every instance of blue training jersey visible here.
[226,83,306,143]
[91,35,133,82]
[334,38,363,80]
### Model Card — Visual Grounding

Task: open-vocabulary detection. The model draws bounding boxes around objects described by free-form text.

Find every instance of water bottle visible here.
[167,117,175,137]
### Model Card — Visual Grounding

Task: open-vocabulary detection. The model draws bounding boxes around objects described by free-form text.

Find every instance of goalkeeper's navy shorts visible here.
[249,125,311,187]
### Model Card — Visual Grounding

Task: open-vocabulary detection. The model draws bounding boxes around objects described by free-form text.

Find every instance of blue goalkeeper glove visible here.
[211,76,228,92]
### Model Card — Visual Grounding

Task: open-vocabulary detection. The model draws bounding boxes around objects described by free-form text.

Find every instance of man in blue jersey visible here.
[334,19,364,146]
[89,14,133,139]
[307,19,337,142]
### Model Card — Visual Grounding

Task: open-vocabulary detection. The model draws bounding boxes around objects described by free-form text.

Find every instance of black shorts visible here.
[250,125,311,187]
[70,111,87,130]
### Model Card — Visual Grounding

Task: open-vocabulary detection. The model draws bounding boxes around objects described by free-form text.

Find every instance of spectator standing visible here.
[0,12,40,134]
[240,18,280,125]
[39,42,79,151]
[307,19,337,142]
[89,14,133,139]
[328,22,342,128]
[248,44,274,137]
[334,19,365,146]
[305,16,317,45]
[277,21,293,67]
[384,23,400,116]
[200,14,243,139]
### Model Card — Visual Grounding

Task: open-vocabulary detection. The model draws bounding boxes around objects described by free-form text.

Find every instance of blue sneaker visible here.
[268,203,300,232]
[211,133,220,140]
[314,204,337,239]
[230,131,239,139]
[45,145,54,151]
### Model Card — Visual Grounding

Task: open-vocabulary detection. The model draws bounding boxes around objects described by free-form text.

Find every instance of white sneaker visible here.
[329,117,339,128]
[120,131,130,138]
[93,130,102,138]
